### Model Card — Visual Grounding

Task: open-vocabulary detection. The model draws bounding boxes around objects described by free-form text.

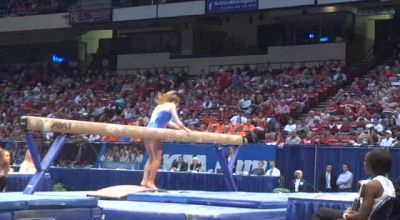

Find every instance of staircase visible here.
[297,60,376,121]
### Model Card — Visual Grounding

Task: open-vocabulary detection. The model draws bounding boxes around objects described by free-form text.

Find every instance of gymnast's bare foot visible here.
[145,183,159,191]
[140,181,147,187]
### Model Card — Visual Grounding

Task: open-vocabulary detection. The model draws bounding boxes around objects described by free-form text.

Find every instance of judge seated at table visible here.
[189,157,202,172]
[290,170,307,192]
[250,160,266,176]
[170,155,188,172]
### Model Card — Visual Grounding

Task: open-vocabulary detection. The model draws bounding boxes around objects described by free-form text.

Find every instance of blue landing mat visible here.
[127,190,288,209]
[0,192,98,210]
[38,191,288,220]
[100,200,287,220]
[0,192,101,220]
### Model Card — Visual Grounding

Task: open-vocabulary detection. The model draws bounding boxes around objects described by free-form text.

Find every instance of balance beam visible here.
[21,116,243,145]
[20,116,243,194]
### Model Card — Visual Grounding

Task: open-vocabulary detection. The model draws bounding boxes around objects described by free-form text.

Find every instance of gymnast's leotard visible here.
[147,103,184,129]
[147,110,172,128]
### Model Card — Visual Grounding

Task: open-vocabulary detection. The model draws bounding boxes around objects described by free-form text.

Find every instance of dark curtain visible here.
[316,146,369,191]
[277,145,316,191]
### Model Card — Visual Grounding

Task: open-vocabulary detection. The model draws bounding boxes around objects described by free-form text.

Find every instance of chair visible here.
[0,175,7,192]
[370,196,397,220]
[333,197,397,220]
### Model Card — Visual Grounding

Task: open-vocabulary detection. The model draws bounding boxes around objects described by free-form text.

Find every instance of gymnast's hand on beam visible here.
[168,121,191,133]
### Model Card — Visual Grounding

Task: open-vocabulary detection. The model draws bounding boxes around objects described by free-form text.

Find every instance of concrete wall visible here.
[113,5,157,21]
[0,29,80,46]
[318,0,363,4]
[158,1,205,18]
[259,0,314,9]
[118,42,346,74]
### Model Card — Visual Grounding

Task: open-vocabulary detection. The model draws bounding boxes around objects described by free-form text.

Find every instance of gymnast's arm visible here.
[168,121,182,130]
[170,105,191,132]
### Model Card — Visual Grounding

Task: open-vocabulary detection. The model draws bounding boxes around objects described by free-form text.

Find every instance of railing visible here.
[208,59,345,73]
[71,0,202,11]
[117,66,189,75]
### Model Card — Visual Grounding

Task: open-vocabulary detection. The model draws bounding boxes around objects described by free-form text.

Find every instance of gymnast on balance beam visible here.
[140,91,191,190]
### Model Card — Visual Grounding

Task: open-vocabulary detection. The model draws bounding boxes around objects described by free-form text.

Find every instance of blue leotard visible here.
[147,110,172,128]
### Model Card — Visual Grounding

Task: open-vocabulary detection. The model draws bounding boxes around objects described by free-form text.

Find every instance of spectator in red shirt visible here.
[384,66,396,80]
[219,69,231,91]
[301,131,319,145]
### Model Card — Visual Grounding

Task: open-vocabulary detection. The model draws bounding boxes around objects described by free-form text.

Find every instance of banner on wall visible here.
[70,9,112,25]
[206,0,258,14]
[161,143,277,173]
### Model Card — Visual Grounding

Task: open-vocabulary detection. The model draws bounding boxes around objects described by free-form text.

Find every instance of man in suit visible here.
[319,164,338,192]
[170,155,188,172]
[291,170,307,192]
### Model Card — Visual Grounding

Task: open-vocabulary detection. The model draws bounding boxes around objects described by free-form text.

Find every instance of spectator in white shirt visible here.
[265,160,281,177]
[394,111,400,126]
[202,96,213,109]
[275,100,290,115]
[285,131,302,145]
[87,134,101,142]
[306,111,321,129]
[283,117,297,135]
[230,113,248,125]
[239,94,252,109]
[319,109,331,122]
[372,118,385,133]
[332,67,347,82]
[380,130,396,147]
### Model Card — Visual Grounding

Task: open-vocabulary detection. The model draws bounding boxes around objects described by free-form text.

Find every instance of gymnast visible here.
[140,91,191,190]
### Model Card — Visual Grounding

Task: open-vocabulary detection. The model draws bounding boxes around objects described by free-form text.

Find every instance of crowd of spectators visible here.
[291,59,400,147]
[2,54,400,149]
[0,59,351,145]
[100,145,143,164]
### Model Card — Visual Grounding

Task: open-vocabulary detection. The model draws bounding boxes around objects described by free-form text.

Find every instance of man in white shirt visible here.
[265,160,281,177]
[283,118,297,134]
[380,130,396,147]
